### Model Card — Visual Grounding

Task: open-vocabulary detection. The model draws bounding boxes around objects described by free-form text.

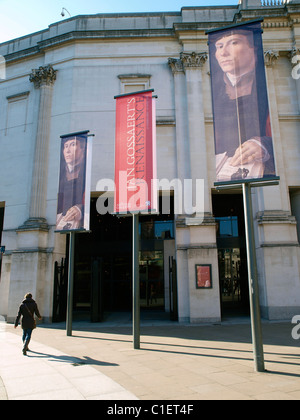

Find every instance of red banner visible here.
[114,90,157,214]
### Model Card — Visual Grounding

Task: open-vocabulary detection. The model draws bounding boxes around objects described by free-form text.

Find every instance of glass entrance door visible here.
[139,250,164,309]
[218,248,249,317]
[218,248,241,304]
[213,193,250,318]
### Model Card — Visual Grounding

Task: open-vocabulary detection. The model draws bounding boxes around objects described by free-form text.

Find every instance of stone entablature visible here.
[0,2,300,63]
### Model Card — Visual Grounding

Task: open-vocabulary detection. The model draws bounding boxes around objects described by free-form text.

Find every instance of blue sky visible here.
[0,0,239,43]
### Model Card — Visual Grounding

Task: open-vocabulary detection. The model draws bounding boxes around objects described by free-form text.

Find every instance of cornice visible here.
[3,29,176,63]
[1,5,300,64]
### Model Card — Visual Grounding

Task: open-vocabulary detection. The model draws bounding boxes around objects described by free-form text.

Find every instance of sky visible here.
[0,0,239,43]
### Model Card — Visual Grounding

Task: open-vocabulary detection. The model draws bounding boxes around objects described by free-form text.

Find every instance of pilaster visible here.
[6,65,57,323]
[259,50,288,212]
[254,51,300,319]
[169,53,220,323]
[168,58,190,182]
[19,65,57,231]
[180,52,210,216]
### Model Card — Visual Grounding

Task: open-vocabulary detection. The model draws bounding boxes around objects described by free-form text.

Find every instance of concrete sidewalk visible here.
[1,315,300,400]
[0,323,138,400]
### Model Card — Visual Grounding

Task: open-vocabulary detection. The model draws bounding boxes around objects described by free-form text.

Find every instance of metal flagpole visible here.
[242,182,265,372]
[66,231,75,336]
[133,213,140,349]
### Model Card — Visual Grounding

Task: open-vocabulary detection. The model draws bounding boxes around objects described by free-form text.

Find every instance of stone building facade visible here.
[0,0,300,323]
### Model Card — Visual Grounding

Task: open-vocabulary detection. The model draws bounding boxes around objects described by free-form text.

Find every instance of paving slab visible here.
[1,315,300,400]
[0,328,138,400]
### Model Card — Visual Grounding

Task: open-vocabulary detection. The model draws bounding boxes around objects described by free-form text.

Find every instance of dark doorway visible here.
[212,193,250,318]
[69,197,175,321]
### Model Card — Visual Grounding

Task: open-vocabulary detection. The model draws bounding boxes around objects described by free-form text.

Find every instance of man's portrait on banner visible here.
[56,134,88,231]
[208,21,276,182]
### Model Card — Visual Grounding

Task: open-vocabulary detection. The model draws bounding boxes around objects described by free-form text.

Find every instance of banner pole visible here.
[66,231,75,336]
[242,182,265,372]
[133,213,140,349]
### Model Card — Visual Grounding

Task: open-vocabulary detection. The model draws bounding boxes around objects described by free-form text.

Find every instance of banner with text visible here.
[208,20,276,183]
[114,90,157,214]
[56,131,92,232]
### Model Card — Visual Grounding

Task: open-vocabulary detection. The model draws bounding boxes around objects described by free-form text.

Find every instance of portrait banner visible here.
[207,20,277,184]
[114,89,157,214]
[56,130,92,232]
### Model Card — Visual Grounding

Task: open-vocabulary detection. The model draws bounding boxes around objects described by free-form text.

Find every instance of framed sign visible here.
[195,264,212,289]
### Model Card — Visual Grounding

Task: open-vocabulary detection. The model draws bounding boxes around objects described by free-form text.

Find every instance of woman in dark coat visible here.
[14,293,42,355]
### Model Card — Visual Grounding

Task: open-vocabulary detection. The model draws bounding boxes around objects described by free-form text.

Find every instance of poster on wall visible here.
[195,265,212,289]
[56,130,92,232]
[207,20,277,184]
[114,89,157,214]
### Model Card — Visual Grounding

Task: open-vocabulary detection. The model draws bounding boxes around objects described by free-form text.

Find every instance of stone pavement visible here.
[1,313,300,400]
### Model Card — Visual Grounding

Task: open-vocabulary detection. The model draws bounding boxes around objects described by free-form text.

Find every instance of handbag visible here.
[24,304,37,329]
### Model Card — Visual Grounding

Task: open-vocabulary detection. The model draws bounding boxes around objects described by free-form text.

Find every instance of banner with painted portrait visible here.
[208,20,276,183]
[56,131,92,232]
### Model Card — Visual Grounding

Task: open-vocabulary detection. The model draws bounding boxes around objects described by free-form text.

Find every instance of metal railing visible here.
[261,0,289,6]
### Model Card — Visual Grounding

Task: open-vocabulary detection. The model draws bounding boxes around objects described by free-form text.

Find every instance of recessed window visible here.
[215,216,239,238]
[6,91,29,134]
[118,74,151,94]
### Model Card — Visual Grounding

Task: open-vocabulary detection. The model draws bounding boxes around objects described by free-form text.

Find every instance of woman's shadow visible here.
[27,350,118,367]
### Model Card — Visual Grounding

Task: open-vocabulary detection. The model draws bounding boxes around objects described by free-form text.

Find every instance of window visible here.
[215,216,239,238]
[118,74,151,95]
[6,91,29,134]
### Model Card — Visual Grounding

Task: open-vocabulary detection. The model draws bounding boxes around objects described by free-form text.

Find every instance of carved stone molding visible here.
[257,210,297,225]
[180,52,208,70]
[17,217,49,232]
[264,50,279,67]
[168,58,184,74]
[29,65,57,88]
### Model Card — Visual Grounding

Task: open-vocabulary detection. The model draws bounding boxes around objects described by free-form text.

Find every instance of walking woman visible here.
[14,293,42,355]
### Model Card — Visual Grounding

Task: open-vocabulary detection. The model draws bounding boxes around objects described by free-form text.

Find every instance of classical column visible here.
[168,58,190,322]
[6,65,58,323]
[261,49,289,210]
[172,52,219,324]
[259,49,295,226]
[20,65,57,230]
[255,50,300,320]
[168,58,190,182]
[180,52,211,215]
